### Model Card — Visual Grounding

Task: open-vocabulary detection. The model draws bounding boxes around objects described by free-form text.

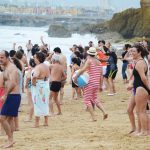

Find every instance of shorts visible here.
[104,66,118,79]
[72,80,78,88]
[50,81,61,92]
[1,94,21,117]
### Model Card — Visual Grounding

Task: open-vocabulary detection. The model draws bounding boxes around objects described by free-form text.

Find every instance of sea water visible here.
[0,25,123,64]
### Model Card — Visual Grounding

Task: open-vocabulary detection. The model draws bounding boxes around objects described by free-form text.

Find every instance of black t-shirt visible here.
[122,51,128,63]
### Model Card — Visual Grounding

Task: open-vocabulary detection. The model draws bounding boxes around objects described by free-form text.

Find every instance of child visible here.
[71,57,80,100]
[0,66,5,135]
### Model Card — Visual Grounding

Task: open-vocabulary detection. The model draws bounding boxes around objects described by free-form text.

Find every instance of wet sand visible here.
[0,60,150,150]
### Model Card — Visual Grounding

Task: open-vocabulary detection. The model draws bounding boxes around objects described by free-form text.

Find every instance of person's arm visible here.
[99,66,103,91]
[136,62,150,90]
[32,67,40,86]
[13,43,16,50]
[62,68,67,81]
[5,69,18,97]
[25,70,31,88]
[40,36,46,46]
[73,59,90,84]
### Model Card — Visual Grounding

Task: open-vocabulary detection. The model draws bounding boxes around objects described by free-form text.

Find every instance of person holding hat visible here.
[73,47,108,121]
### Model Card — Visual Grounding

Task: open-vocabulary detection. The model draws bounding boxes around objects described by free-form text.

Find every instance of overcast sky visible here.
[54,0,141,11]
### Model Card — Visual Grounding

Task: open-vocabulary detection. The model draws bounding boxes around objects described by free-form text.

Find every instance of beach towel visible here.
[31,80,49,117]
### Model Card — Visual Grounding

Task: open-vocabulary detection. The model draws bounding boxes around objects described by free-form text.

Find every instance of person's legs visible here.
[135,87,149,136]
[92,89,108,120]
[49,91,54,115]
[108,78,114,94]
[59,87,64,105]
[43,116,48,126]
[25,91,33,121]
[0,116,15,148]
[72,88,76,100]
[75,87,80,99]
[53,92,62,115]
[87,105,96,121]
[127,95,136,133]
[33,116,40,128]
[14,117,19,131]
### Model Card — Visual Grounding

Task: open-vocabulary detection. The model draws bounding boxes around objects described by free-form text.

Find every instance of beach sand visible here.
[0,60,150,150]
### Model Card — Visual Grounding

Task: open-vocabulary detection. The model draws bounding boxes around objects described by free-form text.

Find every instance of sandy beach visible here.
[0,60,150,150]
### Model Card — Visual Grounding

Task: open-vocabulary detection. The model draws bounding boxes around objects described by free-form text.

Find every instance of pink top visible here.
[87,61,102,88]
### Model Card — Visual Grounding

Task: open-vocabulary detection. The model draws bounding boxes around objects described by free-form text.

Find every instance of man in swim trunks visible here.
[0,50,21,148]
[49,54,67,115]
[53,47,67,105]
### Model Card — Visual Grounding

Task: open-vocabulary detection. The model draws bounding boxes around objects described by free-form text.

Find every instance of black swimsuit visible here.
[133,59,150,95]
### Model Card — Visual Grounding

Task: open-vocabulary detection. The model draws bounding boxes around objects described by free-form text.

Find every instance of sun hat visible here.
[87,47,97,56]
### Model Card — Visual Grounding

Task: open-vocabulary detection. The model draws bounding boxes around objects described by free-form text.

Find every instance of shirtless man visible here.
[49,54,67,115]
[53,47,67,105]
[0,50,21,148]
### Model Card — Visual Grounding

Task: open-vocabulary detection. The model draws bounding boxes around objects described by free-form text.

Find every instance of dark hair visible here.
[32,44,39,56]
[9,50,16,58]
[29,58,36,68]
[78,46,84,53]
[74,51,80,58]
[103,46,109,53]
[42,50,48,57]
[53,47,61,53]
[35,52,45,63]
[3,50,9,58]
[11,57,22,71]
[20,49,24,54]
[71,57,78,64]
[15,50,23,60]
[98,40,105,45]
[132,43,149,58]
[124,44,131,50]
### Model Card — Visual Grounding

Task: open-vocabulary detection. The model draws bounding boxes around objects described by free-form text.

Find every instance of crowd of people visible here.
[0,36,150,148]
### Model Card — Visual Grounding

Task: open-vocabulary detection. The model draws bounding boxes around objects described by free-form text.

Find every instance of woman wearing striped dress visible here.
[74,47,108,121]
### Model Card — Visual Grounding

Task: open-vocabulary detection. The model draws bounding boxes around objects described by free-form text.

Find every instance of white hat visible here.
[87,47,97,56]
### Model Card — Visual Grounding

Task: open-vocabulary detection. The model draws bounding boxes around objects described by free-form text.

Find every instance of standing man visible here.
[26,40,33,61]
[0,50,21,148]
[53,47,67,105]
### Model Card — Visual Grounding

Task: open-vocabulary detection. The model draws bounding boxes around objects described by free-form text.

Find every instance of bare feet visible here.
[103,114,108,120]
[31,125,39,128]
[2,141,15,149]
[128,130,136,134]
[14,128,19,132]
[56,112,62,115]
[24,118,32,122]
[92,119,97,122]
[134,132,149,136]
[43,124,48,127]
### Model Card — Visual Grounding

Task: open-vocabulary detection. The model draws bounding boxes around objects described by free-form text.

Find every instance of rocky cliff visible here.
[85,0,150,39]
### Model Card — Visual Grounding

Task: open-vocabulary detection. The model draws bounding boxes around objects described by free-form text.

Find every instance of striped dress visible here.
[83,60,102,106]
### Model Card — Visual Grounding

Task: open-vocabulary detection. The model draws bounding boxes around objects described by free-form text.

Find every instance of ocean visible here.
[0,25,123,64]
